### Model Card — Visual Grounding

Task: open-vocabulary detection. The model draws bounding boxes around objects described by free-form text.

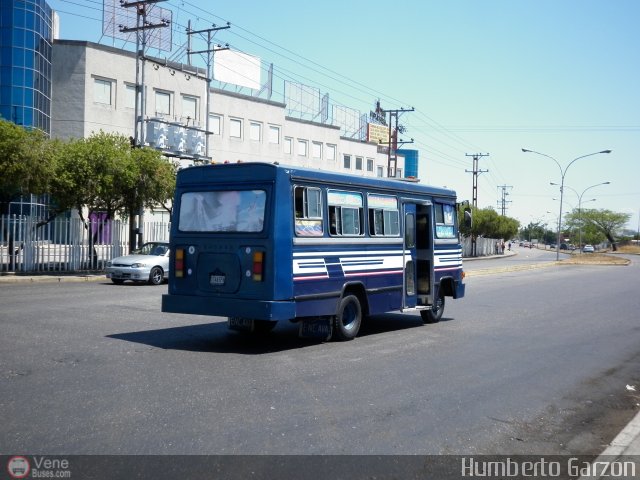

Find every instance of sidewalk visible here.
[579,410,640,479]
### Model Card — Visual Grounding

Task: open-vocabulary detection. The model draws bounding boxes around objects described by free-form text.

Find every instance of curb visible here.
[0,274,104,284]
[578,410,640,480]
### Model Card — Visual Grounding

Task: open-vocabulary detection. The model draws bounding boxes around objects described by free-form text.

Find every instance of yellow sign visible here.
[367,123,389,145]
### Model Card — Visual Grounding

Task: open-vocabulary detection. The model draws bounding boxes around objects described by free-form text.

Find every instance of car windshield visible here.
[134,243,168,256]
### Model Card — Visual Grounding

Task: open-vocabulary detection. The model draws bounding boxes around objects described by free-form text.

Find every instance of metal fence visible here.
[0,215,169,273]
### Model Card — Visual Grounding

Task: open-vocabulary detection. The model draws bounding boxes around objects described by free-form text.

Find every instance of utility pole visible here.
[465,153,489,256]
[119,0,170,148]
[119,0,169,251]
[187,23,230,160]
[380,107,414,177]
[497,185,513,216]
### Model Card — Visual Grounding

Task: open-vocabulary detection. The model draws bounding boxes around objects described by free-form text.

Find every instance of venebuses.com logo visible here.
[7,456,30,479]
[6,455,72,479]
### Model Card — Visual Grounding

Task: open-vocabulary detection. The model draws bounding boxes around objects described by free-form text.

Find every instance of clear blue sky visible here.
[49,0,640,231]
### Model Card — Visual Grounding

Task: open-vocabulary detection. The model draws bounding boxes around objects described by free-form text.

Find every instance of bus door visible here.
[402,201,434,310]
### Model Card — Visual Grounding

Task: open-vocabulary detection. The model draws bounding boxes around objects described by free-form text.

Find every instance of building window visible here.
[367,158,374,172]
[209,114,221,135]
[250,122,262,142]
[124,83,136,109]
[93,78,112,105]
[343,154,351,170]
[312,142,322,159]
[396,168,402,178]
[230,118,242,138]
[284,137,293,154]
[297,139,308,157]
[155,90,171,116]
[268,125,280,144]
[355,156,363,171]
[182,95,198,124]
[377,166,385,177]
[326,144,336,161]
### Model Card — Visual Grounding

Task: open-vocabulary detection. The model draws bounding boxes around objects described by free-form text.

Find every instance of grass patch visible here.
[561,253,630,265]
[616,244,640,254]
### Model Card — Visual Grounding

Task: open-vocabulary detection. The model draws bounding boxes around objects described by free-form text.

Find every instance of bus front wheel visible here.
[333,295,362,341]
[421,292,445,324]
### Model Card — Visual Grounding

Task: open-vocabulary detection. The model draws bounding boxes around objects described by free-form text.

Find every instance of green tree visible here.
[519,221,551,244]
[0,119,58,264]
[564,208,631,251]
[50,131,177,253]
[0,119,56,215]
[460,206,519,240]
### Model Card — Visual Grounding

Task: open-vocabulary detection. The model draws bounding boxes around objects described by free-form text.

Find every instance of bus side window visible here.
[294,186,323,236]
[327,190,363,237]
[329,206,341,235]
[368,194,399,236]
[434,203,457,239]
[405,213,415,248]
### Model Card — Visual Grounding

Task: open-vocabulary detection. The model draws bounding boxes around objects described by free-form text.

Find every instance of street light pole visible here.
[576,181,611,253]
[521,148,612,261]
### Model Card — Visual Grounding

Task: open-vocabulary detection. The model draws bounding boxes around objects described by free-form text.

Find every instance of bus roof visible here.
[177,162,458,199]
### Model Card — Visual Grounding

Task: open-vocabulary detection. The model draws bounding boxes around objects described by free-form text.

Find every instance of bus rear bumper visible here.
[161,294,296,321]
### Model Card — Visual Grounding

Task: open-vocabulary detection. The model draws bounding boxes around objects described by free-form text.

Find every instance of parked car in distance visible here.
[582,244,595,253]
[106,242,170,285]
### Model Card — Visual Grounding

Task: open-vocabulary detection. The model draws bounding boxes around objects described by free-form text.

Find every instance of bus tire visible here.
[333,295,362,341]
[421,292,445,324]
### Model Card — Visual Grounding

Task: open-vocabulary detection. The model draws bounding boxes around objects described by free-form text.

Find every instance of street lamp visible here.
[521,148,612,260]
[577,181,611,252]
[552,181,610,251]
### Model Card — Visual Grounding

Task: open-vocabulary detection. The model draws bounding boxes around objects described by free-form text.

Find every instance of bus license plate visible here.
[299,318,332,341]
[228,317,254,332]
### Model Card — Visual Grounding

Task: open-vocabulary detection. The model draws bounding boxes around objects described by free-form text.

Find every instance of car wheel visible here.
[111,279,125,285]
[148,267,164,285]
[421,291,445,324]
[332,294,362,341]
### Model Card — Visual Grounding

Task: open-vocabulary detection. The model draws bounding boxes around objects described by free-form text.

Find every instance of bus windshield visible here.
[178,190,267,233]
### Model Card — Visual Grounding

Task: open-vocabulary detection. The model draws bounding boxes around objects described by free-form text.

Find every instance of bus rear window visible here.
[178,190,266,232]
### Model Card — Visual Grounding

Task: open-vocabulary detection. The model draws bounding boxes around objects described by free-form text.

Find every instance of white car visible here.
[106,242,170,285]
[582,244,595,253]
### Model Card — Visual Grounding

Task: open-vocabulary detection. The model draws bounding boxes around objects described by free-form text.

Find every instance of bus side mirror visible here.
[464,208,472,229]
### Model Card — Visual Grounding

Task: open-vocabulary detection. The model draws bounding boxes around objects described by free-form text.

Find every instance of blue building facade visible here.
[0,0,53,134]
[397,149,419,178]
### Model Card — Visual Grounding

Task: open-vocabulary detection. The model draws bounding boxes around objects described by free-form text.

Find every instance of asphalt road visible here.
[1,255,639,456]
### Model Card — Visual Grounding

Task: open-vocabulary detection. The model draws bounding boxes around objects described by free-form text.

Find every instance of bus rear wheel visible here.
[421,292,445,324]
[333,295,362,341]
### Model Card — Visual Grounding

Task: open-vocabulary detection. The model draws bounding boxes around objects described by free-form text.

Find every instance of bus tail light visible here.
[252,251,264,281]
[175,248,185,278]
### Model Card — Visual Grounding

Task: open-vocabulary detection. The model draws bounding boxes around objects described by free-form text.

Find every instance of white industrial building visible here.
[51,40,403,187]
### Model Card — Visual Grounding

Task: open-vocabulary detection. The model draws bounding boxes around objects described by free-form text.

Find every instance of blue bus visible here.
[161,162,467,340]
